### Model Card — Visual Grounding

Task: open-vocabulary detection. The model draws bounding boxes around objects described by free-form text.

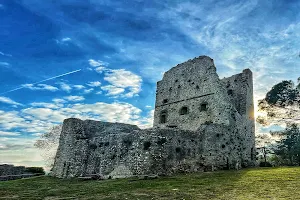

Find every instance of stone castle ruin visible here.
[51,56,256,179]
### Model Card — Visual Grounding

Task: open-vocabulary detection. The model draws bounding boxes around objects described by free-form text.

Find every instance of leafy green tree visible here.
[272,124,300,166]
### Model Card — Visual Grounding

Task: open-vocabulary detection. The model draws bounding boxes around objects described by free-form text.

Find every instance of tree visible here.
[256,134,274,166]
[257,79,300,126]
[272,124,300,166]
[257,78,300,166]
[25,167,45,175]
[34,125,62,169]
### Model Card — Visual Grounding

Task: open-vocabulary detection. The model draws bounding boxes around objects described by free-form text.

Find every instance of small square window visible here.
[200,103,208,111]
[180,106,188,115]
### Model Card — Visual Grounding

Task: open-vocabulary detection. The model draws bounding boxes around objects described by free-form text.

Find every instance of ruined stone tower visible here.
[51,55,256,179]
[154,55,254,132]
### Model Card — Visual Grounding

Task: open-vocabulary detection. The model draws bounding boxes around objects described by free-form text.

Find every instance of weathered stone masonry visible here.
[51,55,256,178]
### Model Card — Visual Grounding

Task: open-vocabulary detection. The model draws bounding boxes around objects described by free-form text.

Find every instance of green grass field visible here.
[1,167,300,200]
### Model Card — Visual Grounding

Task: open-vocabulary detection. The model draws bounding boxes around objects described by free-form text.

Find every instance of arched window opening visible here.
[180,106,188,115]
[160,111,167,124]
[200,103,208,111]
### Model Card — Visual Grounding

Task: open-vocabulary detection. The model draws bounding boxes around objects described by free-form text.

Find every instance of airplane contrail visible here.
[0,69,82,95]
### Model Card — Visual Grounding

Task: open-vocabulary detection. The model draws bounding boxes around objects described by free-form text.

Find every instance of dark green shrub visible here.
[25,167,45,174]
[259,162,273,167]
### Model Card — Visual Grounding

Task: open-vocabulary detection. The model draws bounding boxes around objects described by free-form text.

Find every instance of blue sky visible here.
[0,0,299,168]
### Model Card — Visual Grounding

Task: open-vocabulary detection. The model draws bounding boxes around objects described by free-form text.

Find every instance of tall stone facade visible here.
[51,55,256,179]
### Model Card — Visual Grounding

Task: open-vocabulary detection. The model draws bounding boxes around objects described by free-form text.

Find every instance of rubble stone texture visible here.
[51,56,256,178]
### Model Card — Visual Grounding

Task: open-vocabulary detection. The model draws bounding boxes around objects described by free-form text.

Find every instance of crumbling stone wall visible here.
[51,55,256,179]
[52,118,251,178]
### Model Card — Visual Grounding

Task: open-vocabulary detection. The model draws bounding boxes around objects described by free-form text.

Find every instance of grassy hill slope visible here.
[1,167,300,200]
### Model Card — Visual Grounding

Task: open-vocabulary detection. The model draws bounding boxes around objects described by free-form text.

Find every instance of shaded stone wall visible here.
[221,69,256,167]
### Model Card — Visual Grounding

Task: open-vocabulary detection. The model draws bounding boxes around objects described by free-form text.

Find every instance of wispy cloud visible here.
[101,85,125,96]
[0,62,10,68]
[83,88,94,94]
[30,102,62,109]
[73,85,85,90]
[0,96,22,106]
[52,98,66,104]
[0,131,20,136]
[62,37,71,42]
[58,82,72,92]
[88,59,107,67]
[87,81,101,87]
[55,37,72,45]
[22,84,59,91]
[0,51,12,57]
[64,95,85,102]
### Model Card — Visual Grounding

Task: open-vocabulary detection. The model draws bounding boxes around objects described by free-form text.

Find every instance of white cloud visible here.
[52,98,66,104]
[102,69,142,98]
[0,100,152,135]
[73,85,85,90]
[64,95,85,102]
[83,88,94,94]
[0,131,20,136]
[30,102,62,109]
[0,96,22,106]
[95,66,106,73]
[87,60,142,98]
[88,59,107,67]
[22,108,68,122]
[55,37,72,45]
[62,37,71,42]
[0,110,27,130]
[71,102,142,123]
[0,62,10,67]
[101,85,125,96]
[58,82,72,92]
[22,84,58,92]
[87,81,101,87]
